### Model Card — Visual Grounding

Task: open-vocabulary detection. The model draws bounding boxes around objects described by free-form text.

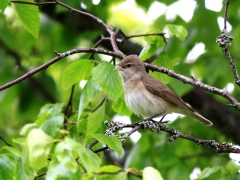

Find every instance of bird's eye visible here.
[126,64,132,68]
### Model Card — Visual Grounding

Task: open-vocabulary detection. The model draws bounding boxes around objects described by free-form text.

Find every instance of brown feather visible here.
[141,73,194,112]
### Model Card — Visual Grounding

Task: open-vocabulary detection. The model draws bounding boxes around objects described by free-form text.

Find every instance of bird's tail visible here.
[188,111,213,126]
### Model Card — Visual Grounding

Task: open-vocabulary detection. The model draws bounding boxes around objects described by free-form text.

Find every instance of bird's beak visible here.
[114,64,124,71]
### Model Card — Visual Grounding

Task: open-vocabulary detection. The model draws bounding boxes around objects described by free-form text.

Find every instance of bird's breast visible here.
[123,78,170,117]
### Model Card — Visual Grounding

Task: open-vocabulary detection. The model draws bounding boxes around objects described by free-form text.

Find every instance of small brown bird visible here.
[116,55,213,126]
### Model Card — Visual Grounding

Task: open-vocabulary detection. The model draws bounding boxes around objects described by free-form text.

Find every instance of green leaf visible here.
[46,163,81,180]
[35,103,65,137]
[19,123,37,137]
[54,138,101,174]
[26,129,53,170]
[13,0,40,38]
[21,140,35,179]
[55,138,79,173]
[3,146,21,157]
[96,165,122,173]
[78,143,101,172]
[139,34,165,60]
[149,51,173,84]
[92,61,123,100]
[112,96,132,116]
[143,167,164,180]
[15,159,34,180]
[40,113,64,137]
[12,138,25,146]
[86,99,106,136]
[126,167,142,177]
[198,166,222,179]
[37,103,65,117]
[165,24,188,41]
[0,154,16,180]
[223,160,240,175]
[61,60,94,90]
[78,76,99,119]
[97,171,127,180]
[0,0,9,12]
[87,134,122,156]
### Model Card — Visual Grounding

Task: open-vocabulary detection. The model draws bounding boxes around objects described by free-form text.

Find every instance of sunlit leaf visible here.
[62,60,94,90]
[96,171,127,180]
[143,167,164,180]
[0,0,9,12]
[222,160,240,175]
[12,138,25,146]
[139,35,165,60]
[26,129,53,170]
[96,165,122,173]
[19,123,37,137]
[46,163,81,180]
[55,138,78,173]
[165,24,188,41]
[13,0,40,38]
[3,146,21,157]
[198,166,222,179]
[92,61,123,100]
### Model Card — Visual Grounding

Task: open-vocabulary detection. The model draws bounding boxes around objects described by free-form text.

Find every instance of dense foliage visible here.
[0,0,240,179]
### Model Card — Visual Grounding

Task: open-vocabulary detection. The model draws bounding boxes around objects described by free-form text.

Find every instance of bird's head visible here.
[115,55,146,82]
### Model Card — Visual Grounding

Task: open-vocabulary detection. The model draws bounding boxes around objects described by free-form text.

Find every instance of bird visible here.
[116,54,213,126]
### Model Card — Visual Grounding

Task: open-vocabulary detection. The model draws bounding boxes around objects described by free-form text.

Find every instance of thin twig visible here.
[224,49,240,86]
[63,85,75,129]
[64,85,75,118]
[34,172,46,180]
[224,0,230,30]
[0,136,13,147]
[0,48,122,91]
[119,31,165,43]
[216,0,240,86]
[82,96,107,120]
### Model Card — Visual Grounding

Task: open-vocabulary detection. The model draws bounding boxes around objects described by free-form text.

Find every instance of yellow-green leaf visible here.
[87,134,122,156]
[62,60,94,90]
[165,24,188,41]
[143,167,164,180]
[149,51,173,84]
[0,0,9,12]
[26,129,53,170]
[92,61,123,100]
[14,0,40,38]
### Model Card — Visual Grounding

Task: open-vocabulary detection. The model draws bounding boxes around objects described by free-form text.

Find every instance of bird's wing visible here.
[141,74,194,112]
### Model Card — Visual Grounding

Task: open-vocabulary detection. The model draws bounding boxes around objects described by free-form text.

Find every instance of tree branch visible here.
[100,120,240,154]
[0,48,122,91]
[216,0,240,86]
[145,62,240,111]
